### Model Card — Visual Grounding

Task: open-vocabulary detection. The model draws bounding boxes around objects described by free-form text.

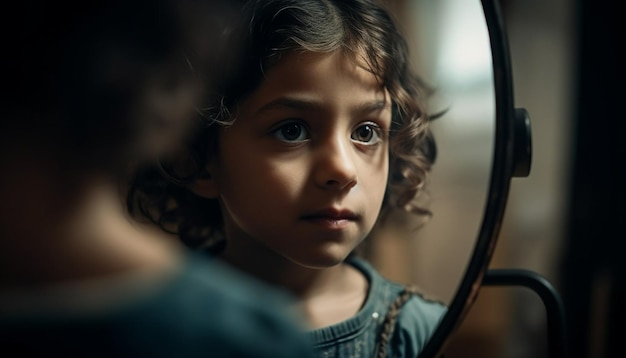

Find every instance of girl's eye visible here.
[271,121,310,143]
[351,123,381,144]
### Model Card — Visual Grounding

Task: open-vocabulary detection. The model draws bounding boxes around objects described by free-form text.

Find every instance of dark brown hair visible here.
[128,0,437,249]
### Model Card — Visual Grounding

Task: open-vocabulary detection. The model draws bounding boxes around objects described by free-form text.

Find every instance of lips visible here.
[301,208,360,224]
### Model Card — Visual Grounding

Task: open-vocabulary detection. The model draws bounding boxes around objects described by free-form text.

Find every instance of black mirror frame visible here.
[417,0,532,356]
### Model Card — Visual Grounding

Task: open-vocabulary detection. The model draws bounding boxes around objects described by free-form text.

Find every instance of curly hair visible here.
[127,0,437,250]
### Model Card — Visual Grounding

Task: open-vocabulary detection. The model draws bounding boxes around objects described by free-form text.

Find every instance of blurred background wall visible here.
[368,0,624,357]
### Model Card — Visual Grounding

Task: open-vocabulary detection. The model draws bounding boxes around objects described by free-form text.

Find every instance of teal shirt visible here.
[0,252,314,358]
[308,257,447,358]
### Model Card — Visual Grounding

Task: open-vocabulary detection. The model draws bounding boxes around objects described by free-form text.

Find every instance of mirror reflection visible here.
[129,1,494,356]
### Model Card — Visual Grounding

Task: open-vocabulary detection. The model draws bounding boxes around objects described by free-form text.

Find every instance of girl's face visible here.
[200,50,391,269]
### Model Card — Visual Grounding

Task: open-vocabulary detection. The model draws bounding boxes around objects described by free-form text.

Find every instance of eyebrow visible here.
[256,97,320,114]
[255,96,390,116]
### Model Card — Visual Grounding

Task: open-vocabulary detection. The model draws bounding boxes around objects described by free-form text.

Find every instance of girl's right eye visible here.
[270,121,310,143]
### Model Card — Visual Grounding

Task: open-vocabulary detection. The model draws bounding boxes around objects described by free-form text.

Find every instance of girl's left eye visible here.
[351,123,381,144]
[271,121,310,143]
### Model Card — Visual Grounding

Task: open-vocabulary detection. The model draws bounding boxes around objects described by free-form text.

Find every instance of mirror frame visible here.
[418,0,525,356]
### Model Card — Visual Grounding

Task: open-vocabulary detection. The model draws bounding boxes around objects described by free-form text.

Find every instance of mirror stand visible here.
[482,269,566,358]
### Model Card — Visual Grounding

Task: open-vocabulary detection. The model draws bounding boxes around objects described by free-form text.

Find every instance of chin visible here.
[289,251,351,270]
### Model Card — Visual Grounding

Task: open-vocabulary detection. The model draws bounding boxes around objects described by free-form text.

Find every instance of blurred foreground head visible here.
[0,0,238,237]
[1,0,234,178]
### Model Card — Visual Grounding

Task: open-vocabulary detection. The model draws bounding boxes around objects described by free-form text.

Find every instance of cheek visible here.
[365,150,389,196]
[369,171,389,208]
[363,153,389,222]
[216,151,307,212]
[217,161,308,237]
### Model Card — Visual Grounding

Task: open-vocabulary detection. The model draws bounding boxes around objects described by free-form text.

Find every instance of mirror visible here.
[130,0,525,356]
[365,0,526,356]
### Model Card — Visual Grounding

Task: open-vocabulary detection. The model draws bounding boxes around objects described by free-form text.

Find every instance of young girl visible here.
[129,0,447,356]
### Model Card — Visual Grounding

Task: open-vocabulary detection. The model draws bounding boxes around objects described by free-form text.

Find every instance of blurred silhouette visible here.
[0,1,314,357]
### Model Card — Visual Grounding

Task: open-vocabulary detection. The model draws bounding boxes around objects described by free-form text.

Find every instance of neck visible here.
[0,178,181,289]
[219,235,368,329]
[219,234,339,297]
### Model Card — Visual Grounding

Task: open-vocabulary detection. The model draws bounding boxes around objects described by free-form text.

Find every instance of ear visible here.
[189,165,219,199]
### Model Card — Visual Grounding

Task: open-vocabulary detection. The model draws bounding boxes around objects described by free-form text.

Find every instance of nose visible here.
[314,135,357,191]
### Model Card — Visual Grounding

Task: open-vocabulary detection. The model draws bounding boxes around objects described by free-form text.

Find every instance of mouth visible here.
[301,208,360,229]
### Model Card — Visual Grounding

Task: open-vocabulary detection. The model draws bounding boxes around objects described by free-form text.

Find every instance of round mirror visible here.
[364,0,523,356]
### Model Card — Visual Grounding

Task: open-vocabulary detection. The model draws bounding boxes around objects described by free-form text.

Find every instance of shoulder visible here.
[389,289,447,358]
[1,252,314,358]
[396,290,447,336]
[144,252,314,358]
[347,257,446,358]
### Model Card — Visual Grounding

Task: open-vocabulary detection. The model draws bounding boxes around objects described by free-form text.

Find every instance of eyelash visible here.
[270,120,311,143]
[269,120,386,146]
[351,122,384,145]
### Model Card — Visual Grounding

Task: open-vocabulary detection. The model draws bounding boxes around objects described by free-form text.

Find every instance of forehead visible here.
[238,50,388,115]
[271,50,381,86]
